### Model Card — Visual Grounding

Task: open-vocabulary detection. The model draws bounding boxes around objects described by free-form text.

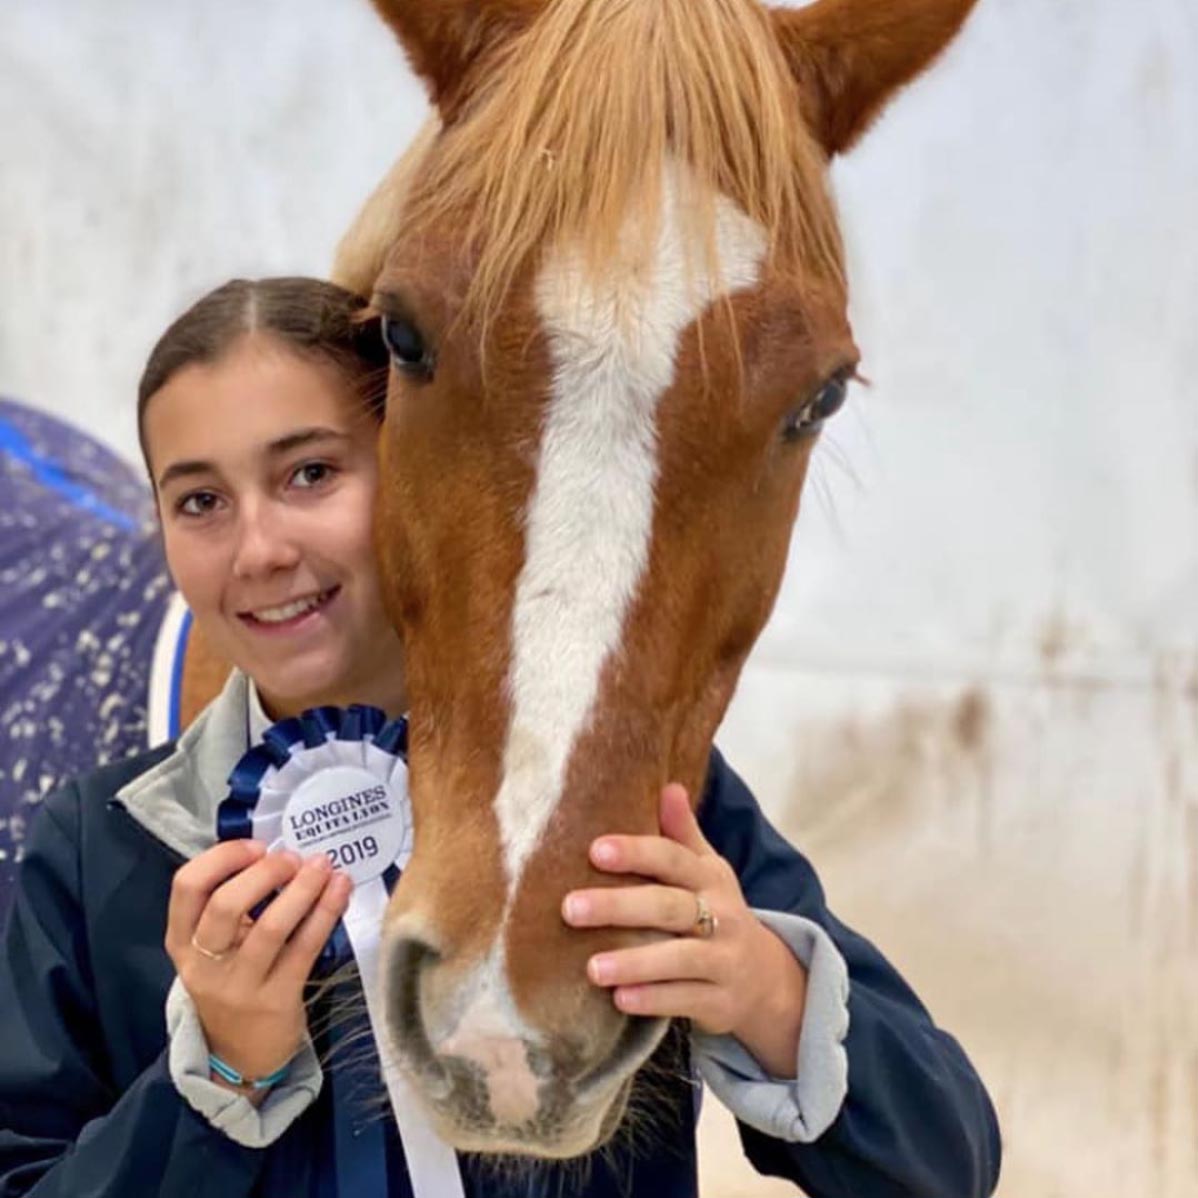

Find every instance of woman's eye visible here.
[291,462,335,489]
[381,314,433,378]
[177,491,221,517]
[782,371,852,442]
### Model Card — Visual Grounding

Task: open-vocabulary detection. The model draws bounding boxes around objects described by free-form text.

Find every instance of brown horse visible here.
[188,0,979,1161]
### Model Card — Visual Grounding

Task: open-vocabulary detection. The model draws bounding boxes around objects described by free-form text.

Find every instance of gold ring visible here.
[693,893,718,940]
[190,933,230,963]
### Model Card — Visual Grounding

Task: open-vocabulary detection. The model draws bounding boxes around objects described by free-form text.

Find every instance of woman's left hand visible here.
[562,783,809,1078]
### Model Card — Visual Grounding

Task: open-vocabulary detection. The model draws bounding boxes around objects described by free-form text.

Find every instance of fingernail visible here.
[279,851,303,869]
[592,841,618,867]
[563,895,589,923]
[332,872,353,898]
[307,854,332,873]
[589,955,613,984]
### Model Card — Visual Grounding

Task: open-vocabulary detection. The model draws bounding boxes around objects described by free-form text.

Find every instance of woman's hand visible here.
[562,784,809,1078]
[165,841,352,1094]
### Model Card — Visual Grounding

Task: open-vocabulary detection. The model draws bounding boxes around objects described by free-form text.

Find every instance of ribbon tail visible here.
[343,879,466,1198]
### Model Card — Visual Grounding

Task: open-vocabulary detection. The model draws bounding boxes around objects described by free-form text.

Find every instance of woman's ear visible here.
[771,0,979,157]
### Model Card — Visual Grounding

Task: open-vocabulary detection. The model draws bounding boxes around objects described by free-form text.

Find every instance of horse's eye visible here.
[782,371,852,442]
[382,315,433,378]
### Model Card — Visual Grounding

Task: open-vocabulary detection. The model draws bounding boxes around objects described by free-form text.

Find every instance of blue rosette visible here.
[218,704,412,887]
[216,704,466,1197]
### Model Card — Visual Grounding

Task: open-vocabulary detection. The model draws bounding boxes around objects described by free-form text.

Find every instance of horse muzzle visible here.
[380,933,669,1157]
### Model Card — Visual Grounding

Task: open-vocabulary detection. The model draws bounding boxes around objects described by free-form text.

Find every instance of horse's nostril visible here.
[386,935,442,1073]
[390,934,441,977]
[575,1012,669,1099]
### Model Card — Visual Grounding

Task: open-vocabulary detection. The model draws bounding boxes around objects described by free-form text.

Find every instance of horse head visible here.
[343,0,978,1158]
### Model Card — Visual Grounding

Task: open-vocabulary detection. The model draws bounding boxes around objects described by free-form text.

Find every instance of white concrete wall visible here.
[1,0,427,458]
[4,2,1197,1194]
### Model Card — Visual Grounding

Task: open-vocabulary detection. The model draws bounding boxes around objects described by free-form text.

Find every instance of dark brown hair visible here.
[137,277,390,478]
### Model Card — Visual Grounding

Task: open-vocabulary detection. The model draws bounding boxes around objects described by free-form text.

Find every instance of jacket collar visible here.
[114,669,251,860]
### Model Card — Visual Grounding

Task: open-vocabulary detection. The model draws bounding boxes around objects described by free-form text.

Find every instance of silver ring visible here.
[692,893,718,940]
[190,933,230,963]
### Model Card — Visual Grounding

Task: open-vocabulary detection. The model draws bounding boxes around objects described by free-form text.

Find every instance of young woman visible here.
[0,278,1000,1197]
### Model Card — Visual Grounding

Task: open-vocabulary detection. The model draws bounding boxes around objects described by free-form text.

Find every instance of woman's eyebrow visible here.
[156,428,350,491]
[156,459,216,492]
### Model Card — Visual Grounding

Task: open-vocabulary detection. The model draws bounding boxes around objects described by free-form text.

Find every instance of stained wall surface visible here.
[3,2,1196,1195]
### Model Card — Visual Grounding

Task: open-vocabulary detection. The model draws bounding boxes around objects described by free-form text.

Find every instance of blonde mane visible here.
[352,0,845,325]
[333,116,441,297]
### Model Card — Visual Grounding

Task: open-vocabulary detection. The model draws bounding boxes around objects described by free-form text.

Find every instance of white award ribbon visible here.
[219,709,464,1198]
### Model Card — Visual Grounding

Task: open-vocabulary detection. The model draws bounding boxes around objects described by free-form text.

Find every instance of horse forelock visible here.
[394,0,843,330]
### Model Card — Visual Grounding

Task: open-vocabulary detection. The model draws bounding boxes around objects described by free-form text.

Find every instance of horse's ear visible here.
[772,0,978,157]
[370,0,539,117]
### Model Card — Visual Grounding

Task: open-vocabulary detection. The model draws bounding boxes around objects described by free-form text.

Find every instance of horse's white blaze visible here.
[493,167,767,885]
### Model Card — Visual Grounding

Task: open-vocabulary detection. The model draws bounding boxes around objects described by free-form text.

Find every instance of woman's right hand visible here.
[165,840,353,1089]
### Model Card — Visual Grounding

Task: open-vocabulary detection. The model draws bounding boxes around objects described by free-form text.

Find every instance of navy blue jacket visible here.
[0,747,1000,1197]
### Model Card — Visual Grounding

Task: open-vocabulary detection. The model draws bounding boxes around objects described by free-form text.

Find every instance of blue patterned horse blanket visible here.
[0,397,175,902]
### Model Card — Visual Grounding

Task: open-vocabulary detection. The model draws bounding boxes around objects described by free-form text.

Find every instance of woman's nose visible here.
[231,501,302,579]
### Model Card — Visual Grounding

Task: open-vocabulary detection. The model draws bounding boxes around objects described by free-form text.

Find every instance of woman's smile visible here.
[237,585,342,634]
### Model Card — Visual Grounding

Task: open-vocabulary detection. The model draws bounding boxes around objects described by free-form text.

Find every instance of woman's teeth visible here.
[250,589,333,624]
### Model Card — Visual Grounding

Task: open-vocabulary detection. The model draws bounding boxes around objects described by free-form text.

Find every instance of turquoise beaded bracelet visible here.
[208,1053,289,1091]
